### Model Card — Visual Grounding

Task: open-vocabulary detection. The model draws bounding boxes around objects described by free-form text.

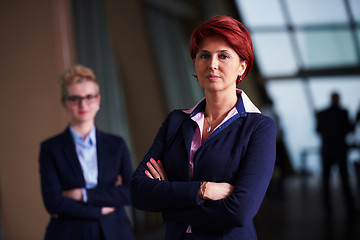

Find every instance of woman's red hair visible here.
[190,15,253,84]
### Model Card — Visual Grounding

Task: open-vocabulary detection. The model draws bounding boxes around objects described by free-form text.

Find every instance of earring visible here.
[96,106,100,111]
[236,75,242,84]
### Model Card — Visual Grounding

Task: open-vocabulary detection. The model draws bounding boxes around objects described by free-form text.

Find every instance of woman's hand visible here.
[145,158,168,181]
[63,190,116,215]
[62,188,83,201]
[114,174,123,187]
[203,182,234,200]
[101,207,115,215]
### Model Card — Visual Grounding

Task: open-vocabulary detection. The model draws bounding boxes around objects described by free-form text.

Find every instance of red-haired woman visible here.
[131,15,276,240]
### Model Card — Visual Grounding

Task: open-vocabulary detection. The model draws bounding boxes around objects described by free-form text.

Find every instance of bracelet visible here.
[200,181,207,200]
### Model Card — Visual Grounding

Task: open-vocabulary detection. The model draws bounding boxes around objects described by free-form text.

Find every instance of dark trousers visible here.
[321,151,355,215]
[184,233,193,240]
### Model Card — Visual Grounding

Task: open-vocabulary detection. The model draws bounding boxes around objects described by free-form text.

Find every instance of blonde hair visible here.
[60,64,99,101]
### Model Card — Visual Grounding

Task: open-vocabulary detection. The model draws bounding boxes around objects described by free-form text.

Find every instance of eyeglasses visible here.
[64,94,99,105]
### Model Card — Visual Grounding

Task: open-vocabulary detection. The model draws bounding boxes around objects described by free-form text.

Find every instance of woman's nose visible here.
[209,56,218,69]
[77,98,86,108]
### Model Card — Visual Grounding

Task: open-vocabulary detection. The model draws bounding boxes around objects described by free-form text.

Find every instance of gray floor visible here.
[255,175,360,240]
[134,175,360,240]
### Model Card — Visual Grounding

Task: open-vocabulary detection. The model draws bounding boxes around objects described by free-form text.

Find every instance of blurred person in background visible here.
[131,15,276,240]
[261,97,293,198]
[316,92,355,218]
[354,101,360,203]
[39,65,134,240]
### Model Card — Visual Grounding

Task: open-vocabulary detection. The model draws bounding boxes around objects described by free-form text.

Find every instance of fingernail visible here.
[145,170,149,174]
[157,160,161,164]
[147,162,150,166]
[150,158,155,162]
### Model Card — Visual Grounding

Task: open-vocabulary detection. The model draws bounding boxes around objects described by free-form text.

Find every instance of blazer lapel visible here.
[96,130,107,184]
[182,118,195,159]
[179,118,196,180]
[61,129,86,186]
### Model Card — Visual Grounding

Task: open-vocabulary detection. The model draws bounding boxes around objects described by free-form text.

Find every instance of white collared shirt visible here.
[69,126,98,202]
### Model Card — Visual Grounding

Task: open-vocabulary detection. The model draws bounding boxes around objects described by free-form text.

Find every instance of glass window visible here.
[309,76,360,119]
[266,79,321,173]
[252,32,298,77]
[266,76,360,174]
[309,76,360,172]
[349,0,360,23]
[286,0,348,25]
[235,0,286,28]
[237,0,360,174]
[296,28,358,69]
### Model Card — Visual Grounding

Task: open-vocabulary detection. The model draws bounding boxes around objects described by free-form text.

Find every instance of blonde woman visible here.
[39,65,134,240]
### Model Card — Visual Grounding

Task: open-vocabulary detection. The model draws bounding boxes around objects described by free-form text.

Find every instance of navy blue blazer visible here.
[131,94,276,240]
[39,128,134,240]
[316,105,352,155]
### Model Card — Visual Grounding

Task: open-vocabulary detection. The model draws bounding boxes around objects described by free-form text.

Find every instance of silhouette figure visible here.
[316,92,355,217]
[262,98,294,198]
[354,103,360,200]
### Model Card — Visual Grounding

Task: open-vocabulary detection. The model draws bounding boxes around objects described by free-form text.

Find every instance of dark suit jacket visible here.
[39,128,134,240]
[316,105,352,156]
[131,95,276,240]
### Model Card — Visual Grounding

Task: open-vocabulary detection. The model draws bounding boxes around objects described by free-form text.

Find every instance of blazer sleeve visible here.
[39,142,102,219]
[162,116,276,228]
[86,137,133,208]
[131,111,203,212]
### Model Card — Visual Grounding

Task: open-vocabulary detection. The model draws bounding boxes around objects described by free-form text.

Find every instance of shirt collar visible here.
[69,126,97,147]
[183,89,261,117]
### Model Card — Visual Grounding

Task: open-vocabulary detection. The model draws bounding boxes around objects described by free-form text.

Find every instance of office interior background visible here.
[0,0,359,239]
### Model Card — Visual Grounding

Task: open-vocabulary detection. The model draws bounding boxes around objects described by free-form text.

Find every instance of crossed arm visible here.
[61,174,123,215]
[144,158,234,201]
[40,142,132,219]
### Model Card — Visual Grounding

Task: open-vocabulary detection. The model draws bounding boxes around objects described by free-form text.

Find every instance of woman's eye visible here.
[198,53,210,59]
[219,54,230,60]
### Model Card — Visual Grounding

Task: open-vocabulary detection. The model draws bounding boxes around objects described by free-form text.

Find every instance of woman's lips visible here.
[207,74,220,81]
